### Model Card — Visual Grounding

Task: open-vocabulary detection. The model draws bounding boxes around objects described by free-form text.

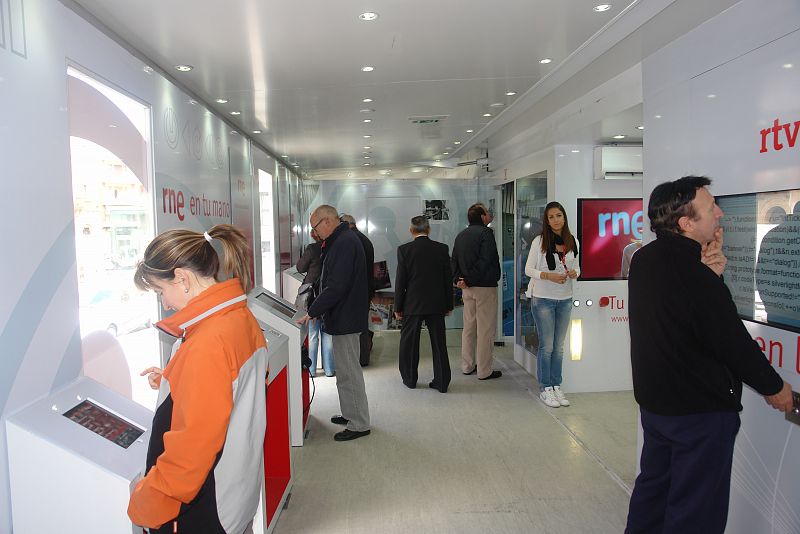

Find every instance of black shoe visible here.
[478,370,502,380]
[428,381,447,393]
[403,381,416,389]
[463,367,477,375]
[334,429,371,441]
[330,415,349,425]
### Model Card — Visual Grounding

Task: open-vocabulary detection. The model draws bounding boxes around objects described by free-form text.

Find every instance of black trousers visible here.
[398,313,451,391]
[625,408,740,534]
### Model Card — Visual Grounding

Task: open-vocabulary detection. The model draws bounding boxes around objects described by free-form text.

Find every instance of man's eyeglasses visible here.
[311,217,327,231]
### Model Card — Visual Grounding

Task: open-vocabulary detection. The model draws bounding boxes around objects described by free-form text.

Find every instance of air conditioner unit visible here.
[593,146,643,180]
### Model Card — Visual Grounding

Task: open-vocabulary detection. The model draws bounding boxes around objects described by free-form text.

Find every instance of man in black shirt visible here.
[451,203,502,380]
[625,176,794,533]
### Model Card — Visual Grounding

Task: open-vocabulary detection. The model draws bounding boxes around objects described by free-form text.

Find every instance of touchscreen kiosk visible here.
[248,287,308,446]
[6,376,152,533]
[253,327,293,534]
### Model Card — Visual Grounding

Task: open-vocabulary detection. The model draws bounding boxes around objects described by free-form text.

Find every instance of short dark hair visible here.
[410,215,430,233]
[467,203,486,225]
[648,176,712,235]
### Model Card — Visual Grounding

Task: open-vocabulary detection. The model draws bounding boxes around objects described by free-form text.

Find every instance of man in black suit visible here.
[394,216,453,392]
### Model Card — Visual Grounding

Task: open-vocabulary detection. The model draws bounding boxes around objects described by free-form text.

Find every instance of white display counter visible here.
[6,376,152,533]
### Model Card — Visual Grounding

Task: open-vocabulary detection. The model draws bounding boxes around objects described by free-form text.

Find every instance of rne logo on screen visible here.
[597,211,643,239]
[759,118,799,153]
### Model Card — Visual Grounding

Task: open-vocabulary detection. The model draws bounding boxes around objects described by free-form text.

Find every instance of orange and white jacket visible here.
[128,279,268,533]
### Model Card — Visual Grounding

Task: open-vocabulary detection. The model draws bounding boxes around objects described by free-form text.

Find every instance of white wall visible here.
[642,1,800,531]
[555,147,641,393]
[490,77,643,392]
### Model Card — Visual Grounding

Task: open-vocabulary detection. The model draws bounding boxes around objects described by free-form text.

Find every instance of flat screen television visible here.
[576,198,644,281]
[716,188,800,333]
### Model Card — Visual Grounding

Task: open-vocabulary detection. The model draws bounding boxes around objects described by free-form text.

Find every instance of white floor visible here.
[274,329,638,533]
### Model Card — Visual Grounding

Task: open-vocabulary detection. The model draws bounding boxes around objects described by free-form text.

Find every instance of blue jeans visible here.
[307,318,334,375]
[531,297,572,390]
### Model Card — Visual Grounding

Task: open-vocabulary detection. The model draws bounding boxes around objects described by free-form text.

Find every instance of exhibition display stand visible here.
[6,377,152,533]
[247,287,309,447]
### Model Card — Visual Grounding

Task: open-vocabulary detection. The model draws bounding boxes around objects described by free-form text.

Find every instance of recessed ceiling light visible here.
[466,129,474,133]
[434,159,441,162]
[360,108,374,113]
[454,141,461,145]
[215,98,228,104]
[188,99,198,105]
[230,131,239,135]
[175,65,193,72]
[230,111,241,115]
[443,152,449,155]
[613,135,626,139]
[252,130,262,134]
[358,12,379,21]
[363,146,372,149]
[364,156,371,159]
[571,149,580,153]
[490,102,505,108]
[505,91,517,96]
[483,113,492,117]
[281,155,289,158]
[362,98,373,103]
[654,114,662,119]
[411,168,423,173]
[636,125,644,130]
[539,58,552,64]
[782,63,793,69]
[363,163,371,166]
[707,94,717,99]
[292,164,299,167]
[142,66,154,74]
[361,66,375,72]
[593,4,612,12]
[363,119,372,123]
[363,135,372,139]
[108,124,117,128]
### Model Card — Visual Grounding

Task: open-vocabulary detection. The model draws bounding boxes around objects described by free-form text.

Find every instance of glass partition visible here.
[515,172,548,356]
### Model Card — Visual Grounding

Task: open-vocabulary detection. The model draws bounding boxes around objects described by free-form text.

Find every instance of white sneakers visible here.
[539,386,570,407]
[552,386,570,406]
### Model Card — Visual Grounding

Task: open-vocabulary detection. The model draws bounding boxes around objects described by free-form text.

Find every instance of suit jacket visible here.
[395,235,453,316]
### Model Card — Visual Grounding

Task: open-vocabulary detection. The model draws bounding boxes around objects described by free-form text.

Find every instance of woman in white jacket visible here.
[524,202,580,408]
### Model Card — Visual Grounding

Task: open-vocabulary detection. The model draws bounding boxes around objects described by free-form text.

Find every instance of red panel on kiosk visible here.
[302,369,310,429]
[264,367,290,525]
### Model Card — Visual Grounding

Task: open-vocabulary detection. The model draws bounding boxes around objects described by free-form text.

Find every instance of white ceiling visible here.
[67,0,724,176]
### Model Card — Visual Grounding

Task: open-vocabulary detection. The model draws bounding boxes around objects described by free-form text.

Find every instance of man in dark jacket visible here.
[298,205,371,441]
[340,214,375,366]
[625,176,793,533]
[394,216,453,392]
[451,202,502,380]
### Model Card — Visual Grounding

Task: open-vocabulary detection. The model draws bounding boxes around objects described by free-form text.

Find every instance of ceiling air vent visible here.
[409,115,448,140]
[408,115,448,124]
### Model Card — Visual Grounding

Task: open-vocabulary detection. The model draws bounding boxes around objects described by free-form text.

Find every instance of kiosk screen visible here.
[63,400,145,449]
[717,188,800,333]
[256,292,297,319]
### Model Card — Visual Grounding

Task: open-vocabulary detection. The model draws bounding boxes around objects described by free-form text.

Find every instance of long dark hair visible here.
[539,202,576,254]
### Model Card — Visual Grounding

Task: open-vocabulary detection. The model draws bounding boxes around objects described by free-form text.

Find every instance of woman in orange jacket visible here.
[128,224,268,534]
